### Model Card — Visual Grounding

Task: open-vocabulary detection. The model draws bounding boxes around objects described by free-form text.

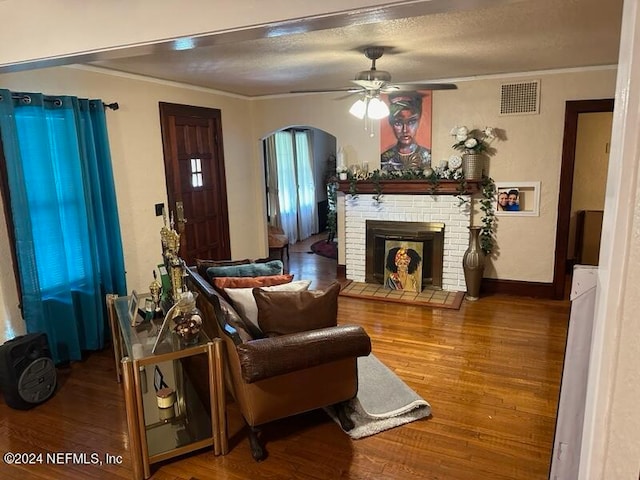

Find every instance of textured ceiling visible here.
[89,0,623,97]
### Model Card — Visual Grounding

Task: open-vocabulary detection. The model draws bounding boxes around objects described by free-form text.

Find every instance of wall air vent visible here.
[500,80,540,115]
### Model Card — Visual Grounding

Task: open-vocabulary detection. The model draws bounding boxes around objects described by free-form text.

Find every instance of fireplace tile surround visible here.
[343,193,471,292]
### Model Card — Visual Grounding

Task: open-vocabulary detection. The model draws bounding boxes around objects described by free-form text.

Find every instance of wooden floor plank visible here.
[0,233,569,479]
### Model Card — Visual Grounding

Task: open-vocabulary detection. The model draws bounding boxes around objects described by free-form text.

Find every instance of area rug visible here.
[310,239,338,259]
[326,354,431,439]
[340,281,464,310]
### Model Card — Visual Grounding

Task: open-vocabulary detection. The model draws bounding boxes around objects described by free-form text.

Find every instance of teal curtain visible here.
[0,90,126,363]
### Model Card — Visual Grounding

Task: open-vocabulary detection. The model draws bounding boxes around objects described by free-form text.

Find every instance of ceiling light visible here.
[349,94,390,123]
[349,99,367,119]
[367,97,390,119]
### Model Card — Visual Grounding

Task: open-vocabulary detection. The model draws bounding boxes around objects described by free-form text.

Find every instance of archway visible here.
[261,126,337,243]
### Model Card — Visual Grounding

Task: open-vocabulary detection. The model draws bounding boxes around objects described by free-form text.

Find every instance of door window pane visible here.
[190,158,203,188]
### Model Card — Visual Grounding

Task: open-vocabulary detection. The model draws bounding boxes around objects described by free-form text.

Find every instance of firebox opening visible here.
[365,220,445,289]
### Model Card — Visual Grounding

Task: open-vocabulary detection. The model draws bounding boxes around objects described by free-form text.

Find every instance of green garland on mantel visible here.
[338,169,498,255]
[347,168,469,198]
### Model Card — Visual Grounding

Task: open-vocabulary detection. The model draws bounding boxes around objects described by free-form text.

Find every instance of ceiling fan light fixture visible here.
[354,70,391,83]
[349,98,367,119]
[367,97,390,119]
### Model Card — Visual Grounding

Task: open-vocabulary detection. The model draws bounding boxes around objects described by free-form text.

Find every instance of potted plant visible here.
[450,126,498,181]
[336,165,348,181]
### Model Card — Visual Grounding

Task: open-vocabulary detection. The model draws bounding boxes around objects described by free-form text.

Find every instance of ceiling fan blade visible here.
[351,79,388,90]
[390,83,458,91]
[290,87,361,94]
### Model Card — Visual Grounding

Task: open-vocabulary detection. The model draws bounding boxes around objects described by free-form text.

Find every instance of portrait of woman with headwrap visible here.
[380,92,431,172]
[385,245,423,293]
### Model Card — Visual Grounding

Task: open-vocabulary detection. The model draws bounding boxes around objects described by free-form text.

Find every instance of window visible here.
[190,158,203,188]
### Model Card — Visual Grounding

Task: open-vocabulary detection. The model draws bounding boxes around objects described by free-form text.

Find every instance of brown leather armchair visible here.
[185,268,371,460]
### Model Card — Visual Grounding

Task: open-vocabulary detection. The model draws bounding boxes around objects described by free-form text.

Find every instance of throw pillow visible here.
[206,260,283,281]
[254,282,341,337]
[196,258,251,278]
[212,274,293,291]
[212,274,294,301]
[225,280,311,332]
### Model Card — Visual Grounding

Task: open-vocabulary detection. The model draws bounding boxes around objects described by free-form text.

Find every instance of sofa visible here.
[184,265,372,460]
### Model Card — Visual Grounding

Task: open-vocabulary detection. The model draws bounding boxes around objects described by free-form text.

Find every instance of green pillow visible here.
[206,260,283,281]
[195,258,251,277]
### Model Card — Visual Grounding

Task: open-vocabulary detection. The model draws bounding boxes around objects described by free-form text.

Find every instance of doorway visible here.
[553,99,614,299]
[263,127,336,244]
[159,102,231,265]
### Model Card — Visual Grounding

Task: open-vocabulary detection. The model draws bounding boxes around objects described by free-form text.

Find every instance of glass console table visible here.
[106,294,227,480]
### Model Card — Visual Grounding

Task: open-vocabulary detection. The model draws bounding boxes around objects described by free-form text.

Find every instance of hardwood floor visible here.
[0,235,569,479]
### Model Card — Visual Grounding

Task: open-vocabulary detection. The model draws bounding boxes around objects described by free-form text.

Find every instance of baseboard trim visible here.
[481,278,556,299]
[337,264,346,279]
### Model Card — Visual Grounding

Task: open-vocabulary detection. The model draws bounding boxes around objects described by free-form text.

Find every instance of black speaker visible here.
[0,333,57,410]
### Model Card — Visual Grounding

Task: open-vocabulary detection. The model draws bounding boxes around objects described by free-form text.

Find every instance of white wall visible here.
[579,0,640,475]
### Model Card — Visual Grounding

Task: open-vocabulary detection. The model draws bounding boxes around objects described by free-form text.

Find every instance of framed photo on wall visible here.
[495,181,541,216]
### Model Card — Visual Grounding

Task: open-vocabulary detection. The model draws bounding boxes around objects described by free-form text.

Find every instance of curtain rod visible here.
[5,93,119,110]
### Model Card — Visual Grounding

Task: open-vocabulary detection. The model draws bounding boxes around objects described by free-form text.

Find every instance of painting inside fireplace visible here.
[383,240,424,293]
[366,220,444,289]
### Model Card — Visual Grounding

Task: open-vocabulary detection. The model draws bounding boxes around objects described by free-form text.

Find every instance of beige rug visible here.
[340,281,464,310]
[325,353,431,439]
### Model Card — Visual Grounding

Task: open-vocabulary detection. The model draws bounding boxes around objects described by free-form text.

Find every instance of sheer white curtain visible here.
[295,131,318,240]
[264,129,317,244]
[274,131,298,243]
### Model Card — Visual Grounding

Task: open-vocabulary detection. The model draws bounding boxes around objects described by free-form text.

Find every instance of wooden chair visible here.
[267,225,289,265]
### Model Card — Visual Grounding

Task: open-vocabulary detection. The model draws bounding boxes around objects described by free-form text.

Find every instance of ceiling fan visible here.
[291,46,457,96]
[292,47,456,122]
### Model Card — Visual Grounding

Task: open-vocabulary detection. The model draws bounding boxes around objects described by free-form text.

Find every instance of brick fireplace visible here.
[343,193,471,292]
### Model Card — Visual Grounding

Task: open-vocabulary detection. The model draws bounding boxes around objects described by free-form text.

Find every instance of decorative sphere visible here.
[173,310,202,344]
[423,167,434,177]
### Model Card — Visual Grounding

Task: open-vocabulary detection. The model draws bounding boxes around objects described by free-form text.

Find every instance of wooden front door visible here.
[159,102,231,265]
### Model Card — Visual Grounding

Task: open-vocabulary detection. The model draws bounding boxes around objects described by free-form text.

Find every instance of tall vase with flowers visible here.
[450,126,497,181]
[450,125,500,300]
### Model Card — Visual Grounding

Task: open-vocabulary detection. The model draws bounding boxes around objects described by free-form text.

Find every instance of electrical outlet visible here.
[155,203,164,217]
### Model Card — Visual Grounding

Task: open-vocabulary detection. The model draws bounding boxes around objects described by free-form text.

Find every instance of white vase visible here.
[339,172,347,181]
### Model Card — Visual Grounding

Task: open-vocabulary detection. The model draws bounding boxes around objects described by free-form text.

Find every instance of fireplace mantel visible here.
[337,179,480,195]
